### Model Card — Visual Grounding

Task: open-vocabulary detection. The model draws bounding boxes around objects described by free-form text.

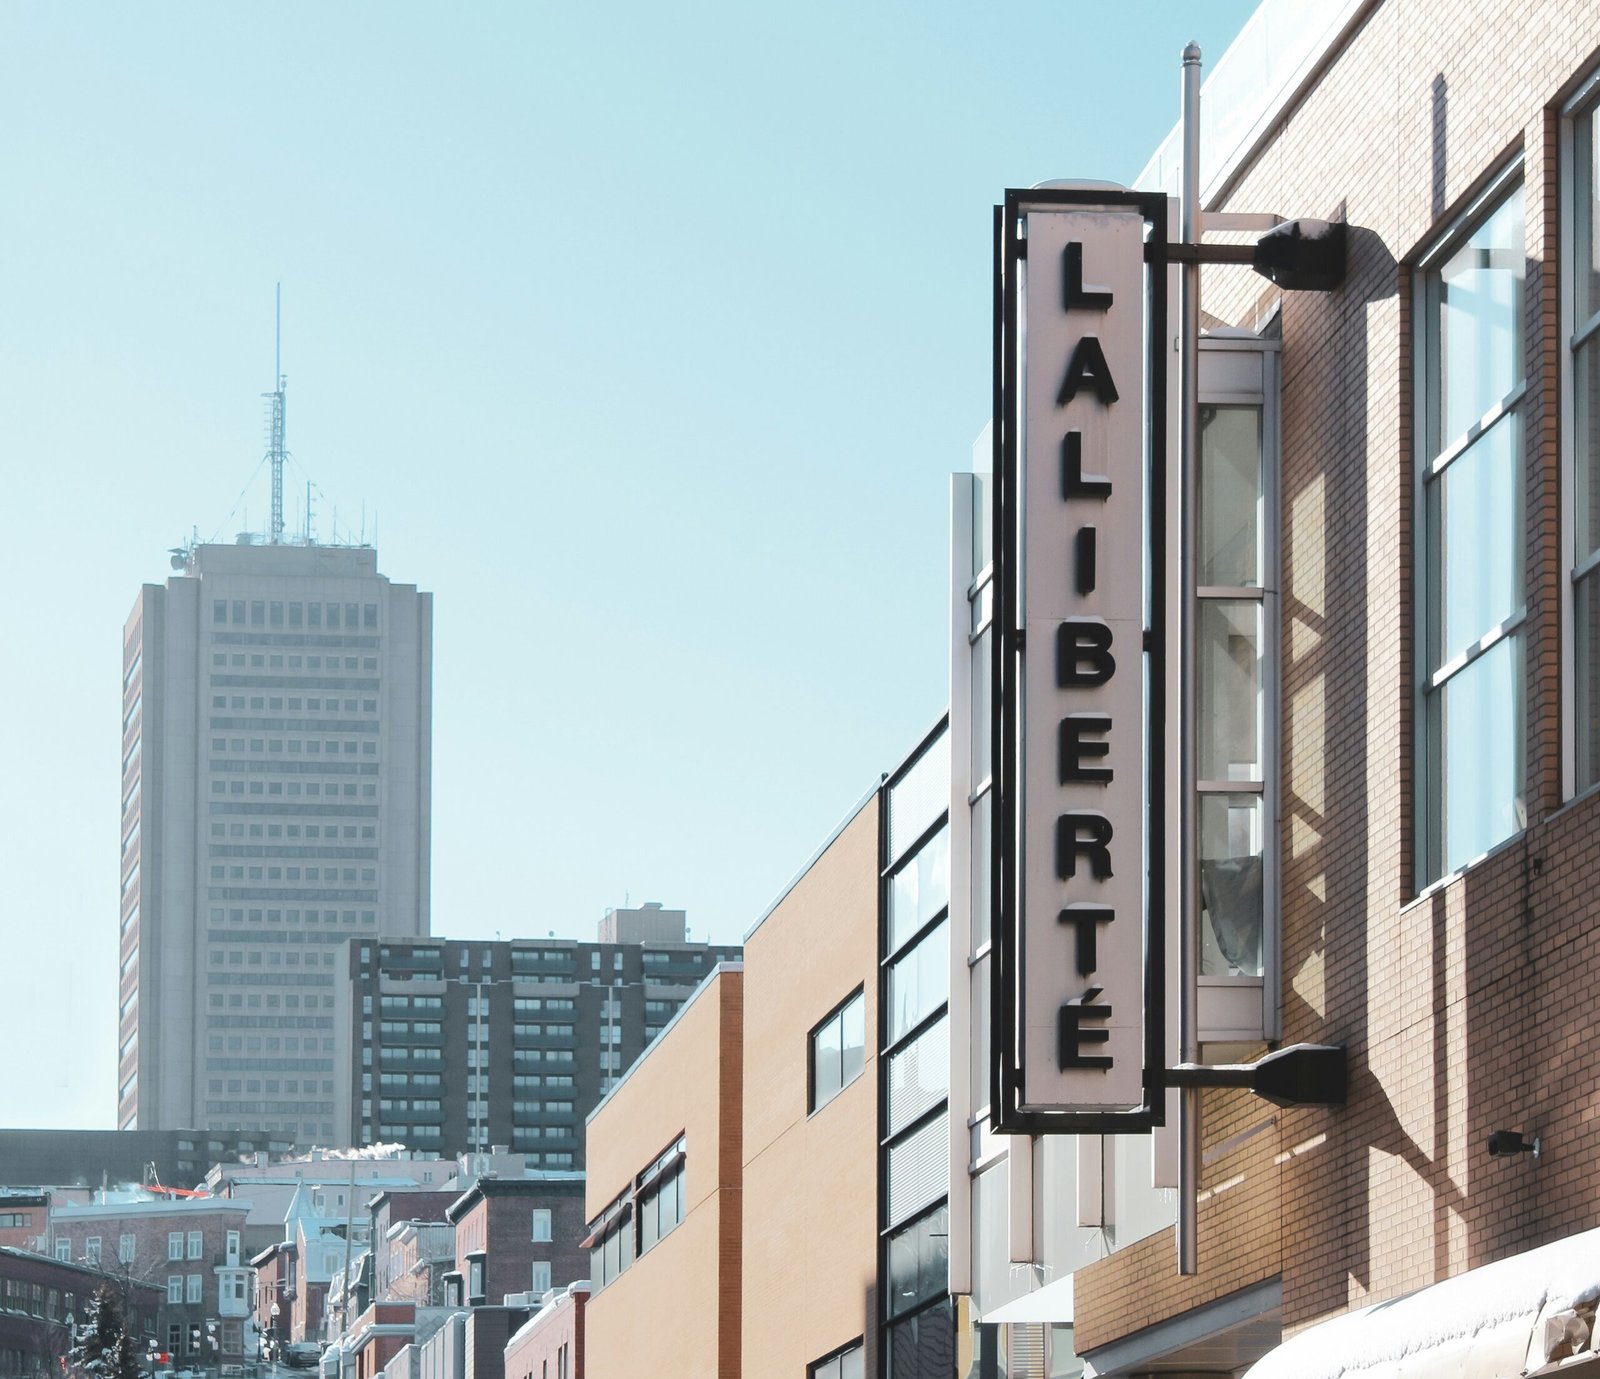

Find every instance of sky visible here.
[0,1,1254,1129]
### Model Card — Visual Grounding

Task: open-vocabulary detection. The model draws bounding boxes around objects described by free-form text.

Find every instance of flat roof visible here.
[585,961,744,1126]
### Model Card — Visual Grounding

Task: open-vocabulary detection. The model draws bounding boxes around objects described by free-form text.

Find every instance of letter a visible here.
[1057,337,1119,406]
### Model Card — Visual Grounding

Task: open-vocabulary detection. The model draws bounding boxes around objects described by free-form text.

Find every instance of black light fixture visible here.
[1487,1129,1541,1159]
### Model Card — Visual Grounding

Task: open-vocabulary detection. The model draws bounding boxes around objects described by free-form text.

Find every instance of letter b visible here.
[1056,620,1114,688]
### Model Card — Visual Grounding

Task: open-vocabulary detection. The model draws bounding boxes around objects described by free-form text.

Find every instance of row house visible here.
[48,1197,252,1367]
[0,1246,163,1378]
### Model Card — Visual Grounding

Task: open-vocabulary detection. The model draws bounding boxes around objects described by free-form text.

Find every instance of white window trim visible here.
[1412,156,1528,885]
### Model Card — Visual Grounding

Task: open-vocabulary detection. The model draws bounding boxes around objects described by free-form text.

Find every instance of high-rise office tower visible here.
[119,540,432,1140]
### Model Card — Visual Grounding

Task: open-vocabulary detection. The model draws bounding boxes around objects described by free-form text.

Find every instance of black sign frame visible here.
[989,186,1170,1135]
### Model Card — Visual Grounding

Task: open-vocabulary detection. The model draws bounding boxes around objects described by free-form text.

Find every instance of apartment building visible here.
[332,909,740,1162]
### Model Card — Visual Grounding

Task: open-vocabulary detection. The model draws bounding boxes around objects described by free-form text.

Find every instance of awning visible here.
[983,1275,1075,1325]
[1244,1228,1600,1379]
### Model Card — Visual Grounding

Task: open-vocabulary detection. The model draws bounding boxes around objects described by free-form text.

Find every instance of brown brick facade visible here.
[1076,0,1600,1357]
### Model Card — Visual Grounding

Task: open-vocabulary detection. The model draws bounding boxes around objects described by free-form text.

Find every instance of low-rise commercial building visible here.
[582,963,742,1379]
[740,782,880,1379]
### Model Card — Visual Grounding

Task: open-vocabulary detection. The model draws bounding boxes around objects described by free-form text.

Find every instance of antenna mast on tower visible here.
[265,284,287,544]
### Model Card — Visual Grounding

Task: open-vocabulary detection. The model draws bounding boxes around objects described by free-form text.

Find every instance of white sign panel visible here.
[992,187,1166,1131]
[1020,205,1146,1112]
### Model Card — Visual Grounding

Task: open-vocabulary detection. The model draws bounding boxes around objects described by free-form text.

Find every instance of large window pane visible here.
[1198,405,1263,586]
[813,1016,843,1107]
[888,920,949,1044]
[1197,601,1263,780]
[886,1204,949,1320]
[887,1018,948,1137]
[885,1300,954,1379]
[1577,104,1599,325]
[1427,415,1522,667]
[1431,192,1525,451]
[1429,636,1522,874]
[1576,572,1600,792]
[811,991,864,1112]
[1198,794,1264,977]
[972,627,992,786]
[971,792,992,949]
[1420,180,1525,884]
[888,734,951,864]
[841,993,865,1087]
[888,828,950,953]
[886,1115,946,1226]
[1577,338,1600,564]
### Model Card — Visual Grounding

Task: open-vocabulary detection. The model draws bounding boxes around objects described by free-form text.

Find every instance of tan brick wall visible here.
[1077,0,1600,1356]
[583,968,742,1379]
[742,797,880,1379]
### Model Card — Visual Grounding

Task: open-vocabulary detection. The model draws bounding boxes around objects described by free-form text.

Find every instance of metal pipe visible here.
[1177,37,1203,1280]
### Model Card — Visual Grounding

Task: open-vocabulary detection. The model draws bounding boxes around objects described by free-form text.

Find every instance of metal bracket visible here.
[1165,1042,1347,1108]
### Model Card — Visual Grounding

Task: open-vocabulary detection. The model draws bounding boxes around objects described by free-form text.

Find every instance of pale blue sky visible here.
[0,2,1253,1130]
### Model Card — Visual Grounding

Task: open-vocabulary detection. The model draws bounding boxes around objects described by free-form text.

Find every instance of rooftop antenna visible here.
[264,284,287,544]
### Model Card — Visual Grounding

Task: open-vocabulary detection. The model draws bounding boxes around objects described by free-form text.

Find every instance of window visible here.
[1196,395,1272,979]
[530,1261,551,1294]
[809,989,866,1112]
[84,1237,101,1265]
[637,1138,686,1255]
[168,1276,183,1305]
[187,1230,203,1259]
[168,1232,184,1261]
[531,1209,552,1243]
[55,1240,72,1262]
[1417,170,1526,882]
[187,1273,203,1304]
[1569,84,1600,791]
[120,1234,136,1264]
[811,1342,865,1379]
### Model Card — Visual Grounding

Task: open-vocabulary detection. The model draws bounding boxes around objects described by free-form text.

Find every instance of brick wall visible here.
[1076,0,1600,1355]
[502,1288,585,1379]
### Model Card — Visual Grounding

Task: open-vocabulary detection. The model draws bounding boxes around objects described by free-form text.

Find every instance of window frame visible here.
[807,986,866,1115]
[808,1339,865,1379]
[1413,157,1529,886]
[1563,69,1600,798]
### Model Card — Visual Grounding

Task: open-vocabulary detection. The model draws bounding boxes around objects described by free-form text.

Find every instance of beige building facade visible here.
[741,792,881,1379]
[582,963,743,1379]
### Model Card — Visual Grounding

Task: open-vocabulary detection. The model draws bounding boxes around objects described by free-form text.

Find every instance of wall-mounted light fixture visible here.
[1486,1130,1541,1159]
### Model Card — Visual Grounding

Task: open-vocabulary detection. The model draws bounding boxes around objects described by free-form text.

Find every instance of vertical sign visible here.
[992,188,1167,1132]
